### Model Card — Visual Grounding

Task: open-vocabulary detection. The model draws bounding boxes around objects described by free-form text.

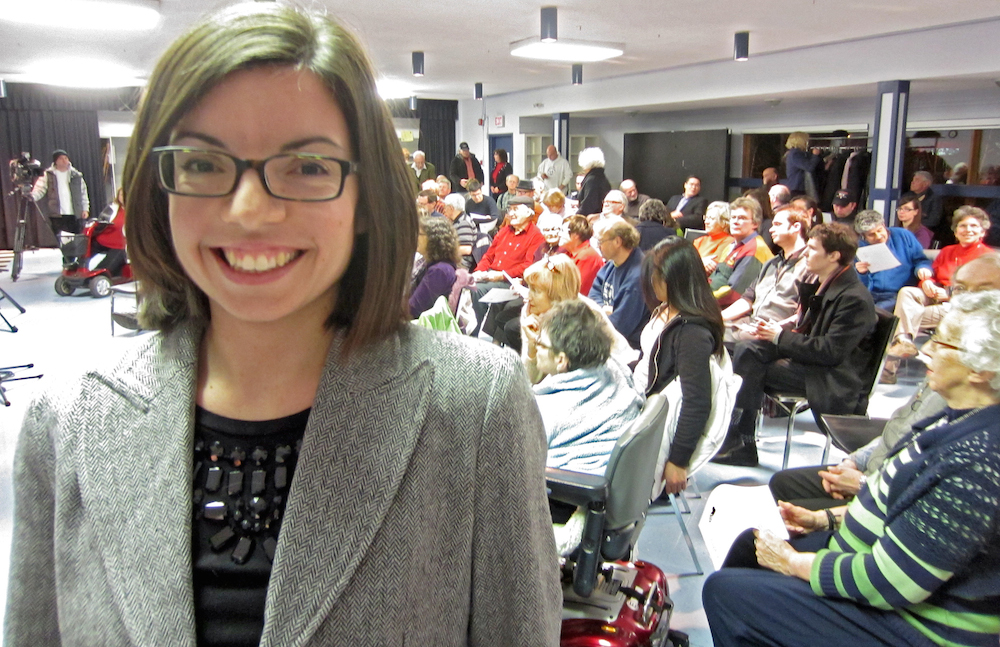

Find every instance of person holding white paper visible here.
[853,209,932,310]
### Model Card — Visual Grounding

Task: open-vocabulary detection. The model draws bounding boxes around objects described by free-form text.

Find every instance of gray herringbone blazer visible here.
[5,324,562,646]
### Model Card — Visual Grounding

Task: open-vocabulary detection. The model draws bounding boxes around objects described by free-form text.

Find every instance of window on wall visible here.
[569,135,599,174]
[525,135,552,177]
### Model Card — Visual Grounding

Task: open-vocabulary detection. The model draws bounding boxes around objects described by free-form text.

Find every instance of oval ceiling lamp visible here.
[734,31,750,61]
[572,64,583,85]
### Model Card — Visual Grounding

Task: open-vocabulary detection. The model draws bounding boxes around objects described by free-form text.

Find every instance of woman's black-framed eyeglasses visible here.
[152,146,358,202]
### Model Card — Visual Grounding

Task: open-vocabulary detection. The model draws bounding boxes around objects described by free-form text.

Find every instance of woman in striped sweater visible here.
[703,290,1000,647]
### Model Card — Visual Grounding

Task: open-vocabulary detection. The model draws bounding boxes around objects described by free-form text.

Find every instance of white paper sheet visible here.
[855,242,901,273]
[697,484,790,571]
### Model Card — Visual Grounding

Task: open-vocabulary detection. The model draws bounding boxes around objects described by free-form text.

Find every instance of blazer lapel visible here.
[261,331,433,647]
[78,329,200,647]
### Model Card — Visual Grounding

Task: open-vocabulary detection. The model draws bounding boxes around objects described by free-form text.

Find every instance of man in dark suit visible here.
[449,142,485,192]
[713,222,877,466]
[666,176,709,230]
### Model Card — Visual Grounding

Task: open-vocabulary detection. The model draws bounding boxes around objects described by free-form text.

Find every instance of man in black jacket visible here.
[449,142,484,192]
[666,176,709,230]
[713,222,876,466]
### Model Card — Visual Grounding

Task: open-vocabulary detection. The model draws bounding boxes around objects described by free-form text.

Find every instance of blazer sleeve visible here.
[775,290,874,366]
[5,392,62,646]
[469,354,562,645]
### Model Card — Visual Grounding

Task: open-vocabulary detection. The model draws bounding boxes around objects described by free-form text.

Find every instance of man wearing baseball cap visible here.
[31,149,90,245]
[449,142,484,192]
[831,189,858,228]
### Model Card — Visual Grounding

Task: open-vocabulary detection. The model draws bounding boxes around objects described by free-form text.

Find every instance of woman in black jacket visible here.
[640,236,725,494]
[576,147,612,218]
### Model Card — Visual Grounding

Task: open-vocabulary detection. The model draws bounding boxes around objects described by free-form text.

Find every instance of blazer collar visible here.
[79,325,432,647]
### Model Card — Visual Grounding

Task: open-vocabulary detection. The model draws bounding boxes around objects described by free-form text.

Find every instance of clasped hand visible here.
[818,461,864,499]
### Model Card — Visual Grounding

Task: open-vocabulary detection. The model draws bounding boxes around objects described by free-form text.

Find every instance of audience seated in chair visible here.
[703,290,1000,647]
[774,253,1000,494]
[409,216,461,318]
[853,209,932,310]
[520,254,637,381]
[588,221,650,349]
[635,236,726,495]
[693,201,734,274]
[722,206,814,343]
[708,196,775,308]
[888,206,993,359]
[714,223,876,467]
[558,215,604,295]
[531,299,643,477]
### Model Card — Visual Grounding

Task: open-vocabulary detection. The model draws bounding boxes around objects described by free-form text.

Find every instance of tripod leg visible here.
[11,203,26,281]
[0,309,16,333]
[0,287,25,313]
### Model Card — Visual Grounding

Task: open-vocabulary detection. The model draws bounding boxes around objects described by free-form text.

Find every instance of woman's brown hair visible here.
[122,3,417,356]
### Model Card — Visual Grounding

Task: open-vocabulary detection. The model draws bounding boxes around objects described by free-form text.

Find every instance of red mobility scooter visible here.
[548,393,689,647]
[54,200,131,298]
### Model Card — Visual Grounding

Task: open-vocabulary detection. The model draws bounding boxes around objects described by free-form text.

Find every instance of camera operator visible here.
[30,149,90,242]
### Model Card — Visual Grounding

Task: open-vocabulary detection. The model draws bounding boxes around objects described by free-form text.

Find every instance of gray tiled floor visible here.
[0,248,920,645]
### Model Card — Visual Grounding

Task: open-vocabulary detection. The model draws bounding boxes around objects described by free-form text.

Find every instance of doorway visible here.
[488,134,514,195]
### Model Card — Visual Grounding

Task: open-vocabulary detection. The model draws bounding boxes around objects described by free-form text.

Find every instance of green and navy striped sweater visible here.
[811,405,1000,647]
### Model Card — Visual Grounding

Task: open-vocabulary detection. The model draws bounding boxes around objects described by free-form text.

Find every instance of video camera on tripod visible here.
[9,152,43,195]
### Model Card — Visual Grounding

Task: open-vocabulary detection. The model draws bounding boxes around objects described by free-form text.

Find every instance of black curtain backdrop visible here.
[0,83,139,250]
[386,98,457,179]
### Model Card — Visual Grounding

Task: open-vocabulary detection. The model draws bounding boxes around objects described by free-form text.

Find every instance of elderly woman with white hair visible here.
[693,200,735,273]
[704,289,1000,647]
[576,147,611,218]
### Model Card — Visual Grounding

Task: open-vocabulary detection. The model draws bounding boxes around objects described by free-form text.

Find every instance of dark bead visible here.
[194,438,205,453]
[262,537,277,562]
[205,466,223,492]
[250,496,268,518]
[192,462,202,483]
[272,495,283,506]
[227,470,243,496]
[295,439,302,454]
[275,445,292,464]
[231,537,253,564]
[274,465,288,490]
[251,447,268,464]
[229,447,246,467]
[233,509,243,522]
[209,526,235,551]
[241,519,252,531]
[251,469,266,495]
[253,521,262,533]
[209,441,224,461]
[271,508,281,521]
[193,488,204,505]
[204,500,226,521]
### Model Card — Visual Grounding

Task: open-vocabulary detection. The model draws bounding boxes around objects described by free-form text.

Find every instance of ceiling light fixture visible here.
[376,78,412,100]
[409,96,418,111]
[475,82,483,100]
[540,6,557,43]
[734,31,750,61]
[0,0,160,31]
[412,51,424,77]
[510,36,624,62]
[18,58,145,88]
[572,64,583,86]
[0,80,6,99]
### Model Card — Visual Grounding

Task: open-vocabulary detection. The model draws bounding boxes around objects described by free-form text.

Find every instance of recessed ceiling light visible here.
[0,0,160,31]
[18,58,145,88]
[510,37,624,63]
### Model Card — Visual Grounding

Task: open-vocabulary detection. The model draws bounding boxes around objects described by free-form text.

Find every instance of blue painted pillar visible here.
[868,80,910,224]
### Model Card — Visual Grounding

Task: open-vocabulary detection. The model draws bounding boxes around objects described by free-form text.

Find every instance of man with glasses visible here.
[852,209,932,310]
[463,179,500,231]
[588,221,649,349]
[769,251,1000,505]
[709,197,775,308]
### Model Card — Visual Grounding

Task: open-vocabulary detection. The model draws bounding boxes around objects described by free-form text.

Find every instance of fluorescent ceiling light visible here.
[19,58,146,88]
[0,0,160,31]
[376,78,413,100]
[510,37,624,63]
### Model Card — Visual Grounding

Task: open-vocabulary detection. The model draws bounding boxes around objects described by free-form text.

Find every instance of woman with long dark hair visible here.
[638,236,725,494]
[490,148,512,198]
[895,191,933,248]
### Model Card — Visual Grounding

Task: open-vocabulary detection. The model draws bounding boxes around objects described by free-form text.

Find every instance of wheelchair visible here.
[546,393,689,647]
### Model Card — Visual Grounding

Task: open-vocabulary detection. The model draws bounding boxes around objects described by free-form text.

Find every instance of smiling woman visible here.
[4,4,561,646]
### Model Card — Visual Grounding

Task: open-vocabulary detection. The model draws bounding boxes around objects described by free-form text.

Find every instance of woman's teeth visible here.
[223,250,299,272]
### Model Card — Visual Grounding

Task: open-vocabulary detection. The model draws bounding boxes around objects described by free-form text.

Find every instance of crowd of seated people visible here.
[709,196,775,308]
[853,208,932,310]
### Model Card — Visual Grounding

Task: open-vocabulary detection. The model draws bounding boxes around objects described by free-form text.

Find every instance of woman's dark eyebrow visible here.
[170,131,227,148]
[281,137,348,154]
